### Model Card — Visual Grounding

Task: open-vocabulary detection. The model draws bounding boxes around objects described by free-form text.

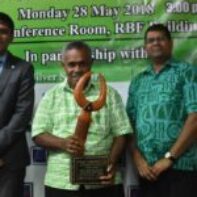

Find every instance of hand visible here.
[99,163,116,185]
[60,135,84,156]
[134,154,157,181]
[152,158,173,177]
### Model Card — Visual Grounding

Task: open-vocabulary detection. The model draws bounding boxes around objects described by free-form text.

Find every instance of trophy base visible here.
[71,155,108,185]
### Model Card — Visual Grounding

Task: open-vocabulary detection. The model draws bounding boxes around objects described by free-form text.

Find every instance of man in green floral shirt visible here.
[32,41,132,197]
[126,24,197,197]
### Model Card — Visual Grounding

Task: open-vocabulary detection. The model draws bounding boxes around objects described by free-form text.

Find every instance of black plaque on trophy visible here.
[71,155,108,185]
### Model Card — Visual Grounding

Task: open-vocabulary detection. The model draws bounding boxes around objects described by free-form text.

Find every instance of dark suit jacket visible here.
[0,51,34,170]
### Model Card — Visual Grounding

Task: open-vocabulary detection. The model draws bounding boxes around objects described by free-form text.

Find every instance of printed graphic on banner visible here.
[24,182,33,197]
[31,146,47,165]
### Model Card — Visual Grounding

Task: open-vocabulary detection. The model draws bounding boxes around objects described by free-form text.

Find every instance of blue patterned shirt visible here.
[126,59,197,171]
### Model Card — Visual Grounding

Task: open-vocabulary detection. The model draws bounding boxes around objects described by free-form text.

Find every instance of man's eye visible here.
[79,62,85,66]
[0,29,10,35]
[68,63,75,67]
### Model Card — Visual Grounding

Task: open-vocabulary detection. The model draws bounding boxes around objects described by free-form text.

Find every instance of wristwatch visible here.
[164,151,176,162]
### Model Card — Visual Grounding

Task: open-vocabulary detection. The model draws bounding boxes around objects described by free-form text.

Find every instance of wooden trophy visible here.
[71,71,108,185]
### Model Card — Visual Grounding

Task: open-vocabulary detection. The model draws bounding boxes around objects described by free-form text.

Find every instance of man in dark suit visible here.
[0,12,34,197]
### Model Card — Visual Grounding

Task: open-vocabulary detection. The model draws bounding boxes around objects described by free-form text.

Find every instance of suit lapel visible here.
[0,52,16,96]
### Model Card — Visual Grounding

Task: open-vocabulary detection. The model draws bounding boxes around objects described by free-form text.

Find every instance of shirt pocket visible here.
[89,106,110,135]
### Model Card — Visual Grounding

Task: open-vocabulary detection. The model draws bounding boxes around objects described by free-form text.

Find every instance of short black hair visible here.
[64,41,92,60]
[0,12,14,35]
[144,24,171,41]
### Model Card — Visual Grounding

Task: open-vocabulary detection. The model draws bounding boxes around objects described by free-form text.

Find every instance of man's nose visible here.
[152,39,161,45]
[74,64,82,72]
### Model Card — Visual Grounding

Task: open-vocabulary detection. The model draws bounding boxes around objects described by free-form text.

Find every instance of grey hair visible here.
[61,41,92,63]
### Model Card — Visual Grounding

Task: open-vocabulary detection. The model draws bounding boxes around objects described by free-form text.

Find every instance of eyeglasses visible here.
[0,28,10,35]
[145,36,168,44]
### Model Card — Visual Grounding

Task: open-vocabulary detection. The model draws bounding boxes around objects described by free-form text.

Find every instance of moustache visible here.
[71,73,83,78]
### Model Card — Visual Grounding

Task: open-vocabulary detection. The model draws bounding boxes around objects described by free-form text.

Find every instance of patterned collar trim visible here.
[144,58,179,74]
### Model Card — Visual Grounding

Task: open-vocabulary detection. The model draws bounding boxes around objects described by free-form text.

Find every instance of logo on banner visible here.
[23,182,33,197]
[31,146,47,165]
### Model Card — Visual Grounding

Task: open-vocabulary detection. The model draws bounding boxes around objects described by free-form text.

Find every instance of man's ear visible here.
[169,39,173,52]
[170,40,173,48]
[90,58,94,65]
[61,61,64,67]
[9,34,14,43]
[143,44,147,52]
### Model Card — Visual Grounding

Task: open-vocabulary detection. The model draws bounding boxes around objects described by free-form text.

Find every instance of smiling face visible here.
[145,30,173,63]
[62,48,92,89]
[0,22,13,55]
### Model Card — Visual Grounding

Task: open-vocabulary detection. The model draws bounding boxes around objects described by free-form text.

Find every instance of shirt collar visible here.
[144,58,178,74]
[0,53,7,64]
